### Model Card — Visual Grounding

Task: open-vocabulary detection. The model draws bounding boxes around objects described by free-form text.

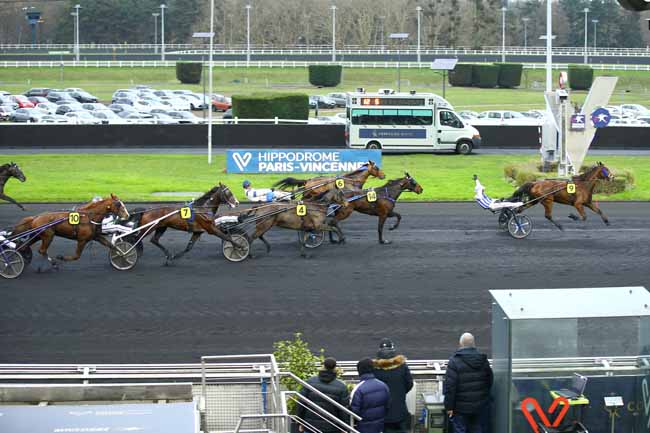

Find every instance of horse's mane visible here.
[194,185,221,206]
[378,178,405,189]
[77,197,107,210]
[346,163,370,176]
[574,164,600,181]
[0,163,10,171]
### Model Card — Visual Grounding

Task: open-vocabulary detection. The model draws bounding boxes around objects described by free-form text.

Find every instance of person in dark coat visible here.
[372,338,414,433]
[297,358,350,433]
[351,358,391,433]
[443,333,493,433]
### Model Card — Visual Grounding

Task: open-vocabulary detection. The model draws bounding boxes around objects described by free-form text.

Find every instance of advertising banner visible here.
[227,149,382,173]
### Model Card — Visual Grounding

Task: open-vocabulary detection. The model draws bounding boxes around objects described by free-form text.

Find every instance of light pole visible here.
[592,19,599,50]
[583,8,589,64]
[379,16,385,50]
[545,0,552,92]
[501,6,507,62]
[246,5,252,65]
[71,4,80,62]
[208,0,215,164]
[152,12,159,54]
[522,17,529,49]
[389,33,409,92]
[331,5,336,62]
[160,4,167,61]
[416,6,422,63]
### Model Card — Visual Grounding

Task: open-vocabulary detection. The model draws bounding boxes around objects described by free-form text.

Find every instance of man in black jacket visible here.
[297,358,350,433]
[373,338,414,433]
[443,333,493,433]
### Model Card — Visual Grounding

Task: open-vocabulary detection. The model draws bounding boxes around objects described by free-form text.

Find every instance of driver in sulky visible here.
[242,180,292,202]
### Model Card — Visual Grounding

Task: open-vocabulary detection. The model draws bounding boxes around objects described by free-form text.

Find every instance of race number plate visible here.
[567,183,576,194]
[68,212,80,225]
[180,207,192,219]
[367,190,377,202]
[296,204,307,216]
[335,179,345,189]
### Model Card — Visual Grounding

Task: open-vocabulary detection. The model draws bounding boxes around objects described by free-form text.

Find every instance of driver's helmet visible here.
[242,180,251,189]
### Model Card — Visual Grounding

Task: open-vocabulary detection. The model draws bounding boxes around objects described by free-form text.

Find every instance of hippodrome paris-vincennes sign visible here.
[226,149,382,173]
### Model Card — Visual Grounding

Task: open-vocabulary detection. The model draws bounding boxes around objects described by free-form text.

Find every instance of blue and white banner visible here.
[359,129,427,139]
[227,149,382,173]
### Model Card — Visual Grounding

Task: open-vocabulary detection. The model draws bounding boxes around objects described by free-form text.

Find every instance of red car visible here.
[211,94,232,112]
[10,95,35,109]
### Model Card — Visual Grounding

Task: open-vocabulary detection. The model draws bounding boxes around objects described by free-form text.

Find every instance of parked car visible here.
[309,95,336,109]
[0,90,11,96]
[70,91,99,103]
[64,111,102,125]
[40,114,71,124]
[211,94,232,112]
[47,91,76,103]
[110,104,138,115]
[636,116,650,125]
[0,96,17,109]
[123,112,156,124]
[10,95,35,109]
[92,110,128,124]
[0,105,14,121]
[82,103,110,112]
[9,108,45,122]
[458,111,479,122]
[159,96,191,111]
[112,91,137,103]
[24,88,51,97]
[153,90,176,98]
[326,93,347,107]
[27,96,49,106]
[150,112,180,124]
[166,110,203,124]
[474,110,538,125]
[223,108,233,119]
[619,104,650,117]
[55,104,85,115]
[133,99,167,113]
[35,102,58,114]
[177,94,206,110]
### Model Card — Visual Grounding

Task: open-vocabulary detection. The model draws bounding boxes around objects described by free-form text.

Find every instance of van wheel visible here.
[366,141,382,150]
[456,141,473,155]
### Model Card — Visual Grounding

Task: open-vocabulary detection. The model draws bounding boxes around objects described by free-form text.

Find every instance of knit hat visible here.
[379,338,395,349]
[323,357,337,370]
[357,358,374,375]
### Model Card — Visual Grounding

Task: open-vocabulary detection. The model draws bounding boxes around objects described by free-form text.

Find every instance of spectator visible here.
[351,358,391,433]
[297,357,350,433]
[443,333,493,433]
[373,338,413,433]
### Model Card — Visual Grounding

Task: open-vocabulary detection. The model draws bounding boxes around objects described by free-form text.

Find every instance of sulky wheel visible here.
[222,234,250,262]
[300,231,325,249]
[109,240,139,271]
[0,249,25,279]
[507,215,533,239]
[18,246,33,266]
[498,210,510,230]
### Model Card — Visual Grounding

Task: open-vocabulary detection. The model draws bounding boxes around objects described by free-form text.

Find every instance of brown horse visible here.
[329,174,424,244]
[132,183,240,263]
[12,194,129,265]
[510,162,613,230]
[0,162,27,210]
[273,161,385,199]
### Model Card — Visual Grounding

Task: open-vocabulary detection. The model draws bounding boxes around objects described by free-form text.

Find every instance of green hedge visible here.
[232,93,309,120]
[568,65,594,90]
[495,63,523,88]
[176,62,202,84]
[472,64,500,88]
[448,64,474,87]
[308,65,342,87]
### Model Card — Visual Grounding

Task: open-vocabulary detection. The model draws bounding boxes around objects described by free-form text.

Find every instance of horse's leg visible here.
[36,230,58,269]
[259,235,271,254]
[584,202,610,226]
[330,219,345,244]
[388,210,402,231]
[0,193,25,211]
[542,199,563,231]
[171,232,202,261]
[149,226,173,261]
[300,231,309,258]
[378,214,390,244]
[568,203,587,222]
[56,239,89,261]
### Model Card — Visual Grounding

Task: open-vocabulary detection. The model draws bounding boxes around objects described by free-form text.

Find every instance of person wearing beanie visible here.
[297,357,350,433]
[372,338,414,433]
[350,358,391,433]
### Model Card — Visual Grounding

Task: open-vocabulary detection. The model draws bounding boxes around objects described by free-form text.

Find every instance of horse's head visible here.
[403,172,423,194]
[321,188,349,208]
[109,193,130,219]
[596,162,614,181]
[213,183,239,209]
[8,162,26,182]
[367,160,385,179]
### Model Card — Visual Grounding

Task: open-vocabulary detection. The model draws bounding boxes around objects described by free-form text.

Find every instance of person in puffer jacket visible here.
[373,338,414,433]
[443,333,493,433]
[351,358,391,433]
[297,358,350,433]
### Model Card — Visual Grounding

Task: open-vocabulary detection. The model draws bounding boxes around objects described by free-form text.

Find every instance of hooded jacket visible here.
[297,369,350,433]
[373,352,414,423]
[443,347,493,415]
[351,372,391,433]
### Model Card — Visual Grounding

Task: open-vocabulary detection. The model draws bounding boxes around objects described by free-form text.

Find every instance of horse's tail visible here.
[509,182,534,202]
[273,177,307,190]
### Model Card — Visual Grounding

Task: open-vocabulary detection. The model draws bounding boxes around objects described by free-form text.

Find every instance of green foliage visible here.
[176,62,203,84]
[472,64,500,88]
[308,65,343,87]
[495,63,523,88]
[232,93,309,120]
[448,64,474,87]
[568,65,594,91]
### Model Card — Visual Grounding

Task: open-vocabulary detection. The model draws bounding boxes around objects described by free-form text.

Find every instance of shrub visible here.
[568,65,594,90]
[232,93,309,120]
[495,63,523,88]
[472,64,500,88]
[448,64,474,87]
[308,65,343,87]
[175,62,202,84]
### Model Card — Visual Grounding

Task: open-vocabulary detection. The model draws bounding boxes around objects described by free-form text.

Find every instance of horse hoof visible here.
[605,221,610,226]
[379,240,392,245]
[55,255,64,261]
[568,214,579,221]
[338,238,346,245]
[389,226,398,231]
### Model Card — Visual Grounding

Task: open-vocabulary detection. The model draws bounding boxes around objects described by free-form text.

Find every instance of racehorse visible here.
[329,173,424,244]
[0,162,27,210]
[131,183,240,263]
[12,194,129,265]
[273,161,385,199]
[510,162,613,230]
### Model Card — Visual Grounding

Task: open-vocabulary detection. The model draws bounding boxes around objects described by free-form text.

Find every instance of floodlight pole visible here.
[583,8,589,64]
[501,7,507,63]
[152,13,159,54]
[545,0,552,92]
[522,18,529,49]
[390,33,409,92]
[246,5,252,65]
[331,5,337,62]
[416,6,422,63]
[208,0,214,164]
[160,4,167,61]
[71,4,80,62]
[592,19,599,50]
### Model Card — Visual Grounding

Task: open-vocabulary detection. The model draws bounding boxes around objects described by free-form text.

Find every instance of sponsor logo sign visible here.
[359,129,427,139]
[227,149,381,173]
[591,108,611,128]
[521,397,570,433]
[570,114,586,130]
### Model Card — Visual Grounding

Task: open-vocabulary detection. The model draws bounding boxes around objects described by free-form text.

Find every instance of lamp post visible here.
[545,0,552,92]
[71,4,80,62]
[389,33,409,92]
[152,12,159,54]
[208,0,214,164]
[160,4,167,61]
[522,17,529,49]
[501,6,507,62]
[592,19,599,50]
[416,6,422,63]
[331,5,336,62]
[379,16,385,50]
[583,8,589,64]
[246,4,252,65]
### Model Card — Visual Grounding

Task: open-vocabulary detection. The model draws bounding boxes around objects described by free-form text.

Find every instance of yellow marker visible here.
[68,212,80,225]
[335,179,345,189]
[567,183,576,194]
[180,207,192,219]
[296,204,307,216]
[367,190,377,202]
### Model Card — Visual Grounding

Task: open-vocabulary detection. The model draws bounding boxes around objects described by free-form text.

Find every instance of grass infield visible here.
[0,154,648,203]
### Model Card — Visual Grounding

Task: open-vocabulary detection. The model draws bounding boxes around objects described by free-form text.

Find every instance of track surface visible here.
[1,202,649,363]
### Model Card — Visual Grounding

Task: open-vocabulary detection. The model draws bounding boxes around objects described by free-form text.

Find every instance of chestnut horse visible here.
[0,162,27,210]
[510,162,613,230]
[12,194,129,265]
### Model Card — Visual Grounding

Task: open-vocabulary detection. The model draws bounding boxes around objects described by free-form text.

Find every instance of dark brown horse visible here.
[273,161,386,199]
[0,162,27,210]
[330,173,424,244]
[12,194,129,265]
[510,162,613,230]
[132,183,240,263]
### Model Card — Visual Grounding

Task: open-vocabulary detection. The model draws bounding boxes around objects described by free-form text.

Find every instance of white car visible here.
[474,110,540,125]
[132,99,167,113]
[619,104,650,118]
[636,116,650,125]
[65,111,102,125]
[40,114,71,124]
[159,96,191,111]
[35,102,58,115]
[166,110,203,124]
[82,103,110,112]
[458,111,479,122]
[124,112,156,124]
[92,110,128,124]
[151,112,180,124]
